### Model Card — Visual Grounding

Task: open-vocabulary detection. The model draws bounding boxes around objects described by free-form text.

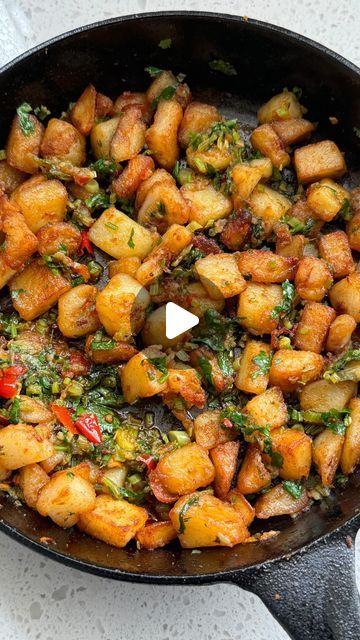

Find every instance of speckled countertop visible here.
[0,2,359,639]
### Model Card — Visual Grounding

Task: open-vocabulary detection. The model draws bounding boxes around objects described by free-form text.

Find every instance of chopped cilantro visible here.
[158,38,172,49]
[209,59,237,76]
[144,66,164,78]
[91,338,116,351]
[16,102,35,136]
[283,479,303,499]
[178,495,199,534]
[9,397,20,423]
[90,158,118,179]
[251,350,273,379]
[34,105,51,120]
[193,309,239,352]
[85,193,110,211]
[216,351,232,377]
[152,85,177,109]
[324,349,360,383]
[198,355,215,390]
[270,280,295,320]
[148,356,169,384]
[281,214,315,236]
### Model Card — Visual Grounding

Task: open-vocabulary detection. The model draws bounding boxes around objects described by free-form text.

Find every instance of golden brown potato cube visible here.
[244,386,287,430]
[78,494,148,546]
[276,234,305,259]
[295,256,333,301]
[210,441,240,499]
[108,256,142,279]
[111,155,154,199]
[294,302,335,353]
[237,249,297,283]
[258,91,303,124]
[255,483,309,518]
[237,282,283,335]
[250,124,290,169]
[306,179,349,222]
[11,175,67,232]
[146,70,176,105]
[271,428,312,480]
[18,395,53,424]
[235,340,272,394]
[249,156,273,178]
[41,118,86,165]
[6,113,44,174]
[220,210,252,251]
[294,140,346,183]
[135,521,177,550]
[271,118,314,146]
[269,349,324,392]
[170,492,248,548]
[347,209,360,251]
[0,194,38,273]
[70,84,96,135]
[0,160,26,194]
[90,117,120,159]
[167,368,205,409]
[136,224,192,286]
[194,410,236,449]
[230,163,262,206]
[113,91,151,122]
[17,463,49,510]
[178,101,220,148]
[9,259,71,320]
[141,305,186,349]
[86,337,137,365]
[36,222,81,257]
[110,106,146,162]
[187,282,225,318]
[329,272,360,322]
[195,253,246,300]
[187,145,234,174]
[96,273,150,340]
[135,168,174,209]
[312,429,344,486]
[236,445,271,494]
[145,100,183,171]
[120,348,169,404]
[249,185,292,234]
[58,284,100,338]
[299,379,356,412]
[154,443,215,496]
[88,207,156,260]
[319,231,354,278]
[326,314,356,353]
[181,180,233,227]
[341,397,360,474]
[137,181,189,231]
[0,423,53,470]
[226,490,255,526]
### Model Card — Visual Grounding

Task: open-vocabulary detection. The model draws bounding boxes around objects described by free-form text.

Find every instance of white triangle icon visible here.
[165,302,199,339]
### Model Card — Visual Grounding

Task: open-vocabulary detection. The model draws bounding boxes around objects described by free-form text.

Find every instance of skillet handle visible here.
[231,517,360,640]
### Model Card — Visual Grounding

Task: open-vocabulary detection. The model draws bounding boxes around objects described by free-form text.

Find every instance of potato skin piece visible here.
[312,429,344,486]
[58,284,101,338]
[40,118,86,165]
[235,340,271,394]
[112,155,154,199]
[271,428,312,480]
[329,272,360,322]
[210,441,240,499]
[6,114,44,174]
[294,302,336,353]
[294,140,346,183]
[237,249,298,283]
[194,410,236,449]
[341,397,360,474]
[145,99,183,171]
[326,314,356,353]
[236,445,271,494]
[318,231,355,279]
[255,483,310,518]
[0,423,53,470]
[295,256,333,301]
[11,175,68,232]
[154,443,215,496]
[135,521,177,550]
[17,464,50,510]
[237,282,283,335]
[244,386,287,430]
[250,124,290,169]
[269,349,323,392]
[78,495,148,547]
[178,101,220,148]
[300,379,357,412]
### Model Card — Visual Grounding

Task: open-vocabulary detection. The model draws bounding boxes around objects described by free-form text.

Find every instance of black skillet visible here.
[0,11,359,640]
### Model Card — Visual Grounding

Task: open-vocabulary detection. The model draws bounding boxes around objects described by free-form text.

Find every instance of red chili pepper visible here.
[223,417,233,429]
[50,403,78,435]
[138,453,157,471]
[74,413,102,444]
[6,365,28,377]
[74,172,92,186]
[0,365,27,399]
[79,230,94,255]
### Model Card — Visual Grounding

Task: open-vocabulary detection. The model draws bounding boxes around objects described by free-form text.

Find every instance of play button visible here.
[165,302,199,340]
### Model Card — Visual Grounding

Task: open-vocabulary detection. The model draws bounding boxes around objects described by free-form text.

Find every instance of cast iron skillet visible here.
[0,11,359,640]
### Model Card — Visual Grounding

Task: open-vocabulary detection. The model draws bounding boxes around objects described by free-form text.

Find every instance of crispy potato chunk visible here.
[194,410,236,449]
[153,443,215,496]
[226,490,255,526]
[341,397,360,474]
[37,222,81,256]
[235,340,272,394]
[250,124,290,168]
[326,314,356,353]
[96,273,150,340]
[255,483,309,518]
[6,113,44,174]
[9,258,70,320]
[108,257,142,279]
[142,305,187,349]
[269,349,323,392]
[110,106,146,162]
[294,302,335,353]
[237,282,283,335]
[0,194,38,273]
[329,272,360,322]
[135,168,174,208]
[137,181,189,231]
[257,91,303,124]
[19,395,53,424]
[210,441,240,499]
[0,423,53,470]
[276,234,305,259]
[295,256,333,301]
[181,180,232,227]
[319,231,354,279]
[90,117,120,159]
[271,428,312,480]
[113,91,151,122]
[86,336,137,364]
[220,209,252,250]
[135,521,177,550]
[18,463,50,510]
[237,249,297,283]
[167,368,205,409]
[120,348,168,404]
[299,379,356,412]
[306,179,349,222]
[0,160,26,194]
[249,185,291,234]
[112,155,154,199]
[312,429,344,486]
[146,70,176,105]
[294,140,346,183]
[178,102,220,148]
[272,118,314,146]
[230,164,262,206]
[70,84,97,135]
[88,207,156,260]
[237,445,271,494]
[187,281,225,318]
[244,387,287,430]
[78,494,148,547]
[347,209,360,251]
[11,175,67,232]
[170,492,248,548]
[195,253,246,300]
[136,224,192,286]
[145,100,183,171]
[41,118,86,165]
[58,284,101,338]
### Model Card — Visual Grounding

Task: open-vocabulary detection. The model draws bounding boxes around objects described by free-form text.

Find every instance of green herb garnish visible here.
[127,228,135,248]
[152,85,177,109]
[34,105,51,120]
[90,158,118,179]
[16,102,35,136]
[144,66,164,78]
[338,198,352,221]
[283,480,303,499]
[85,193,110,211]
[178,495,199,534]
[270,280,295,320]
[209,59,237,76]
[158,38,172,49]
[324,349,360,383]
[9,397,20,423]
[148,356,169,384]
[198,355,215,390]
[251,350,273,379]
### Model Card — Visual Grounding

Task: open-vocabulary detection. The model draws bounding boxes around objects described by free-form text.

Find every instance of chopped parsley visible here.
[281,214,315,236]
[320,409,351,436]
[216,351,233,378]
[85,193,110,211]
[127,228,135,248]
[198,355,215,390]
[193,309,239,352]
[338,198,352,221]
[270,280,295,320]
[16,102,35,136]
[152,85,177,109]
[144,66,164,78]
[289,407,351,436]
[158,38,172,49]
[9,397,20,423]
[209,59,237,76]
[147,356,169,384]
[323,348,360,383]
[251,350,273,379]
[90,158,118,179]
[178,495,199,534]
[283,480,303,499]
[34,105,51,120]
[91,338,117,351]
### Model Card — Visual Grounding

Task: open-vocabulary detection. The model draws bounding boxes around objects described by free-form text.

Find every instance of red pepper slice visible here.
[50,404,78,435]
[74,412,102,444]
[0,365,27,399]
[79,230,94,255]
[138,453,157,471]
[6,365,28,377]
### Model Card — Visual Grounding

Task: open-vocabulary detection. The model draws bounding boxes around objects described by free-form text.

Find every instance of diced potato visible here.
[120,348,169,404]
[11,175,67,232]
[326,314,356,352]
[112,155,154,199]
[58,284,100,338]
[295,256,333,301]
[136,224,192,286]
[195,253,246,300]
[307,179,349,222]
[210,441,240,499]
[237,445,271,494]
[113,91,151,122]
[187,145,234,174]
[146,70,177,105]
[255,483,310,518]
[9,259,71,320]
[6,113,44,174]
[230,163,262,205]
[108,257,142,279]
[0,262,16,290]
[294,302,336,353]
[110,106,146,162]
[178,101,220,148]
[17,464,49,509]
[95,92,113,119]
[96,273,150,340]
[258,91,303,123]
[86,337,137,364]
[37,222,81,256]
[40,118,86,165]
[269,349,324,392]
[153,443,215,496]
[250,124,290,168]
[142,305,187,349]
[299,379,356,412]
[137,181,189,231]
[226,490,255,526]
[244,387,287,430]
[329,272,360,322]
[135,168,174,209]
[181,180,232,227]
[18,395,53,424]
[135,521,177,550]
[235,340,272,394]
[294,140,346,183]
[90,117,120,159]
[276,234,305,259]
[70,84,96,135]
[0,423,53,470]
[88,207,156,260]
[220,209,252,250]
[169,492,248,548]
[237,249,297,283]
[78,494,148,546]
[0,194,38,274]
[347,210,360,251]
[249,185,292,234]
[341,397,360,474]
[288,198,323,238]
[0,160,26,194]
[194,410,236,449]
[167,368,205,409]
[249,157,273,178]
[145,99,183,171]
[312,429,344,486]
[271,428,312,480]
[319,231,354,278]
[272,118,314,146]
[187,282,225,318]
[237,282,283,335]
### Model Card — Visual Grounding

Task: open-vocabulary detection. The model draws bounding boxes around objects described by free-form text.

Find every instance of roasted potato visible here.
[136,224,192,286]
[142,304,187,349]
[236,445,271,494]
[276,234,305,259]
[194,410,236,449]
[145,99,183,171]
[294,140,346,183]
[269,349,324,392]
[237,249,297,283]
[178,101,220,148]
[326,314,357,353]
[58,284,101,338]
[0,423,53,470]
[307,179,349,222]
[294,302,336,353]
[272,118,314,146]
[271,428,312,480]
[112,155,154,199]
[108,257,142,278]
[244,386,287,430]
[110,106,146,162]
[6,112,44,174]
[181,180,232,227]
[195,253,247,300]
[230,163,263,205]
[295,256,333,301]
[257,91,303,124]
[255,483,310,518]
[88,207,156,260]
[78,494,148,546]
[329,272,360,322]
[312,429,344,486]
[167,368,205,409]
[18,395,53,424]
[135,521,177,550]
[250,124,290,168]
[341,397,360,474]
[235,340,272,394]
[299,379,356,412]
[96,273,150,340]
[41,118,86,165]
[137,180,189,231]
[237,282,283,335]
[249,185,292,234]
[11,175,68,232]
[152,443,215,497]
[226,490,255,526]
[90,117,120,159]
[70,84,97,135]
[120,348,169,404]
[318,231,354,278]
[210,441,240,499]
[0,160,26,194]
[36,222,81,256]
[17,464,50,510]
